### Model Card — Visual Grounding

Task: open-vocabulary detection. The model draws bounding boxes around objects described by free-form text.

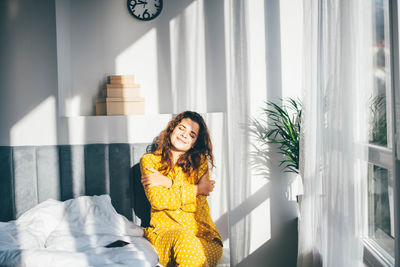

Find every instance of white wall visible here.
[0,0,59,146]
[56,0,228,117]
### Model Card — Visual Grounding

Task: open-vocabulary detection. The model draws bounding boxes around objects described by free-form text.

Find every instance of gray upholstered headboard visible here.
[0,143,151,226]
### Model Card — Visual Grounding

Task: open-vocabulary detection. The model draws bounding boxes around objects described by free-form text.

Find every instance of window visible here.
[365,0,399,266]
[367,164,395,261]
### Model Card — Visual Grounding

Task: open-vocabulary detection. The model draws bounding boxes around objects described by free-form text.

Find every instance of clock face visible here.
[127,0,163,21]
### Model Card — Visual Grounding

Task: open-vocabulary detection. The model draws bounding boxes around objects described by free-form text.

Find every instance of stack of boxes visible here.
[96,75,145,115]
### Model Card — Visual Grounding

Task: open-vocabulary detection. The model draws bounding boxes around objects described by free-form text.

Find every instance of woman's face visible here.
[170,118,200,153]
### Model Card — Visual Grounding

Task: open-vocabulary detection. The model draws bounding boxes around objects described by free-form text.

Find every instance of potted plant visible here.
[251,98,302,174]
[250,98,303,202]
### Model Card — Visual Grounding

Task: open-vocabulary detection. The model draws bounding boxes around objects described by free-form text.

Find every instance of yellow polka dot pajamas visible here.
[140,152,223,267]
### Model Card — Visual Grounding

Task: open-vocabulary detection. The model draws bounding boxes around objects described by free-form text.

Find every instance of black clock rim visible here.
[127,0,163,21]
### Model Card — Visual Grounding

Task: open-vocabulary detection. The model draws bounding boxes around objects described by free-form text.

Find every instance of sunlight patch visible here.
[10,96,57,146]
[115,28,159,114]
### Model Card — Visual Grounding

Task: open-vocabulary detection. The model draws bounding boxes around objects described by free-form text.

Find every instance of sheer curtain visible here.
[170,0,207,113]
[224,0,251,265]
[298,0,372,266]
[169,1,252,265]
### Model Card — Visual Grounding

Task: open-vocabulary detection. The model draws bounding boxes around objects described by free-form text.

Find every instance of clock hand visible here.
[129,0,147,9]
[137,0,147,6]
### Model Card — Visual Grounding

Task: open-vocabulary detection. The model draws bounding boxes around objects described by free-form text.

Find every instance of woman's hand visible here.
[141,168,173,189]
[195,171,216,196]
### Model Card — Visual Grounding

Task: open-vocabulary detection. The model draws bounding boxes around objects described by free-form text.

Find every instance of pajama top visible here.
[140,152,222,245]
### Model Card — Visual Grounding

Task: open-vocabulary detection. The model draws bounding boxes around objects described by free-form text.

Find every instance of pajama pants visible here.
[150,228,223,267]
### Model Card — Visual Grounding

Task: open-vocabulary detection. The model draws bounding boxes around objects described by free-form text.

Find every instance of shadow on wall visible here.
[0,0,58,146]
[58,0,194,116]
[236,218,298,267]
[224,112,300,266]
[214,183,270,242]
[231,138,299,267]
[56,0,227,116]
[229,0,299,265]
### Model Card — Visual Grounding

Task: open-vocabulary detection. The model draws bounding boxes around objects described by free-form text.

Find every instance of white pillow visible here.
[51,195,143,236]
[45,195,143,249]
[17,199,64,233]
[0,199,64,250]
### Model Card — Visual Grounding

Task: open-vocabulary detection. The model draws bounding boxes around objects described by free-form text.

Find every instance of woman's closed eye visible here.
[179,124,196,139]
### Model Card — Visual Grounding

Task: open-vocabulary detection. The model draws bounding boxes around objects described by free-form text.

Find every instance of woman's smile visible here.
[177,136,187,144]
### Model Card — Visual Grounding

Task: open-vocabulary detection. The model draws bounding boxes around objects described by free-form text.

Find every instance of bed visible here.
[0,143,157,267]
[0,195,158,267]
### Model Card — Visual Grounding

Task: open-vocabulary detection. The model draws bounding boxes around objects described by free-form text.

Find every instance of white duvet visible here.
[0,195,159,267]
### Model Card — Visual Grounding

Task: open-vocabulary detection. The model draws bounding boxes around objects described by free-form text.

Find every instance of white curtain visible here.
[170,0,207,114]
[224,0,251,265]
[298,0,372,266]
[169,1,252,265]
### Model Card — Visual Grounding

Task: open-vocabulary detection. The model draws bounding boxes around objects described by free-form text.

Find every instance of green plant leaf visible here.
[251,97,302,174]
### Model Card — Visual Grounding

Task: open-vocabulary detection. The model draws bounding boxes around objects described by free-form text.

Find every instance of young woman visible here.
[140,111,223,267]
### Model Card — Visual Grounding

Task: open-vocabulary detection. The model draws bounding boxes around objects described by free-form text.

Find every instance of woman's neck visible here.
[170,149,184,165]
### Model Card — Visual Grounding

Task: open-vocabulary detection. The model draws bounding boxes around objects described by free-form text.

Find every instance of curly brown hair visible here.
[153,111,214,174]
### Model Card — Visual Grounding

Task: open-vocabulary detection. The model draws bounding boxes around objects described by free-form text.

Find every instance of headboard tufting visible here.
[0,143,151,227]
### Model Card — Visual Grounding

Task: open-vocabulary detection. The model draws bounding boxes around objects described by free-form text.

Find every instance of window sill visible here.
[363,239,395,267]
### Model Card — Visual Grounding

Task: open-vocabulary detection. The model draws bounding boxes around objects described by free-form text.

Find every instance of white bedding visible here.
[0,195,159,267]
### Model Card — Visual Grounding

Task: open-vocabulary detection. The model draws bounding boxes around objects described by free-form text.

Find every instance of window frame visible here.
[389,1,400,266]
[363,0,400,266]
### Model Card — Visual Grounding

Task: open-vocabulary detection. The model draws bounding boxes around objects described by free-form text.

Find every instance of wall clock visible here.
[127,0,163,21]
